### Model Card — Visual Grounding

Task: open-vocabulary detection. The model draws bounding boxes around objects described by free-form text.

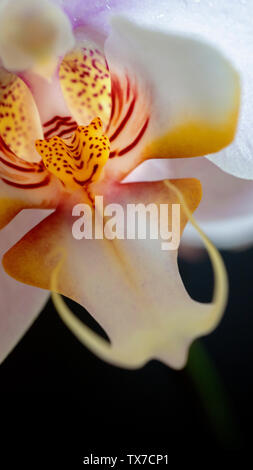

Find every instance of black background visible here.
[1,247,252,464]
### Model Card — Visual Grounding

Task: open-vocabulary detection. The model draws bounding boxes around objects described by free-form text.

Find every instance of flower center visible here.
[35,117,110,190]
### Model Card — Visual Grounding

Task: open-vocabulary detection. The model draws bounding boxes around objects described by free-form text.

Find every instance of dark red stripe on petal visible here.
[111,76,124,122]
[73,163,98,186]
[117,118,150,156]
[44,119,77,139]
[1,174,51,189]
[126,76,131,101]
[0,136,16,160]
[43,115,72,127]
[109,87,116,124]
[109,96,136,142]
[109,150,117,158]
[57,125,78,138]
[0,156,36,172]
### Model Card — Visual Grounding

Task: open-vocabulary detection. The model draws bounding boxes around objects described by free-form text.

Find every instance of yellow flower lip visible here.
[35,117,110,191]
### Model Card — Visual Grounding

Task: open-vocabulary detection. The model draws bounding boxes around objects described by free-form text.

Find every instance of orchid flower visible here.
[0,0,242,369]
[120,0,253,252]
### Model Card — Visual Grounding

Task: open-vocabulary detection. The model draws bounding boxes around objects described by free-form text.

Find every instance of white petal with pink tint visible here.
[22,71,70,124]
[0,209,51,363]
[105,17,239,165]
[126,0,253,180]
[125,158,253,250]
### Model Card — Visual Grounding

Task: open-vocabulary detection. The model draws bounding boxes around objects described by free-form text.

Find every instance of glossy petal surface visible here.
[0,209,50,363]
[104,17,239,180]
[126,158,253,250]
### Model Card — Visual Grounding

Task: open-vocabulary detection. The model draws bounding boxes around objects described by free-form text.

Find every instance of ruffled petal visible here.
[0,208,50,363]
[103,17,240,180]
[0,68,43,162]
[35,117,110,190]
[2,177,224,369]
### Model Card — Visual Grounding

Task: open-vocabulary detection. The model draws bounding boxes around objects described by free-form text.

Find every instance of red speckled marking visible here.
[43,115,77,139]
[60,46,111,129]
[0,69,43,162]
[36,117,110,190]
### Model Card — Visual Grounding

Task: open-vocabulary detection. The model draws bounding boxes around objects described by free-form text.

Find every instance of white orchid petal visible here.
[126,157,253,250]
[0,209,50,363]
[120,0,253,179]
[103,16,239,180]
